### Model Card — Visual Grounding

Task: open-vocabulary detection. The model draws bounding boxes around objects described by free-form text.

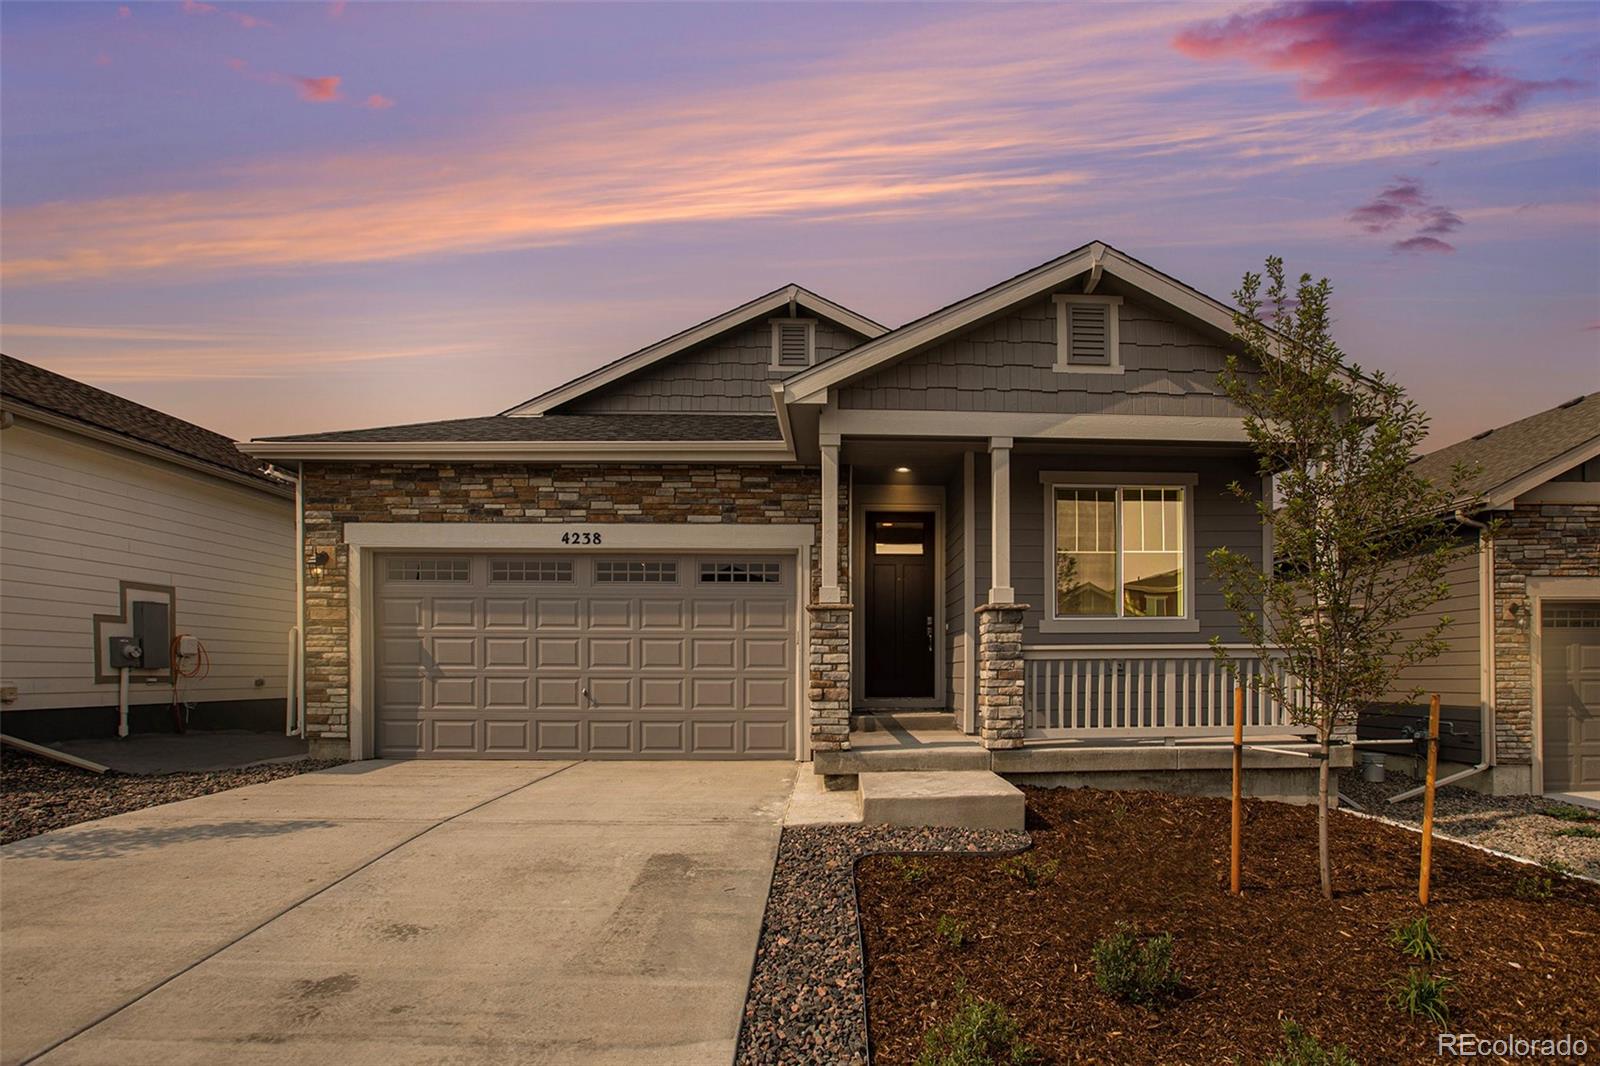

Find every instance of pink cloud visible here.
[116,5,132,17]
[181,0,269,29]
[362,94,395,110]
[1174,1,1579,117]
[329,0,347,17]
[180,0,217,13]
[94,50,112,67]
[1349,177,1425,232]
[295,76,342,103]
[1392,235,1455,254]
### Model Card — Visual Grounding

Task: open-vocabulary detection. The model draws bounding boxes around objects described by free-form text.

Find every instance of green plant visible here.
[999,854,1060,888]
[1092,923,1180,1005]
[1542,858,1579,878]
[1263,1019,1359,1066]
[1389,969,1451,1026]
[1552,825,1600,839]
[936,913,969,950]
[1543,803,1600,823]
[1513,874,1553,901]
[892,856,928,884]
[1389,915,1443,962]
[914,989,1036,1066]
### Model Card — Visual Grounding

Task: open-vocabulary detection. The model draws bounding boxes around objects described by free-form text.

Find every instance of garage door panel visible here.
[377,552,794,759]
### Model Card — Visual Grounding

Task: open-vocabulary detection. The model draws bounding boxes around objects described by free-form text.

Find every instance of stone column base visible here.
[807,602,853,753]
[976,602,1028,750]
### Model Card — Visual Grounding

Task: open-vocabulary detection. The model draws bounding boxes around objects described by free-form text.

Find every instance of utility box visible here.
[108,635,145,669]
[132,600,171,670]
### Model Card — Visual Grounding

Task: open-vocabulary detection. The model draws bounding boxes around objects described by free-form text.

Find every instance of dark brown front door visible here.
[864,511,936,699]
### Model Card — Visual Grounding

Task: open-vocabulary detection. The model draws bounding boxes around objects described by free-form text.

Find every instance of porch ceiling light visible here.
[894,466,912,473]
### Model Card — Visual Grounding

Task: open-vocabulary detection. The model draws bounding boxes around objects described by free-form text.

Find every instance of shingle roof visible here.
[1415,391,1600,505]
[257,413,783,444]
[1,353,278,484]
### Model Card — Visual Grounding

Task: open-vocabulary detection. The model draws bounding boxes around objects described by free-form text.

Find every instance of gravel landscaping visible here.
[1,747,344,845]
[1343,771,1600,879]
[857,788,1600,1065]
[735,823,1028,1066]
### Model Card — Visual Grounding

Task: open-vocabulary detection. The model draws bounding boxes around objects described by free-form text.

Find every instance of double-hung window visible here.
[1049,479,1191,623]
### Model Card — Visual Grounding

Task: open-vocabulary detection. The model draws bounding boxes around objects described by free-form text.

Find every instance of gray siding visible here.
[977,448,1264,645]
[1360,537,1484,763]
[563,316,868,414]
[836,295,1251,417]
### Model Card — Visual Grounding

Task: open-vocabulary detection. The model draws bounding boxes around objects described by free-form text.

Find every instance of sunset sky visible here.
[2,0,1596,446]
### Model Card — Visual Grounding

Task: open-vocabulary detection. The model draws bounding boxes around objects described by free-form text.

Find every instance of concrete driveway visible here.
[1,760,794,1066]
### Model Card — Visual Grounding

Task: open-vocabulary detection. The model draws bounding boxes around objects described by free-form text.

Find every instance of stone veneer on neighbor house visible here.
[1490,503,1600,770]
[298,462,846,757]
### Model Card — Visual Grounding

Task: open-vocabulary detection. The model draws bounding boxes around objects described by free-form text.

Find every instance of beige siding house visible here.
[0,355,295,740]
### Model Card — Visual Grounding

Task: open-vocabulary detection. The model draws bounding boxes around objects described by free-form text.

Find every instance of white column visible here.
[820,435,841,603]
[988,436,1015,603]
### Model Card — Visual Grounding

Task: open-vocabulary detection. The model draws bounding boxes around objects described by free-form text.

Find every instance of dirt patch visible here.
[1,747,344,844]
[859,788,1600,1065]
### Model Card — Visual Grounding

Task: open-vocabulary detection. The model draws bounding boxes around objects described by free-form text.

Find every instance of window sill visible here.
[1039,617,1201,634]
[1051,362,1125,375]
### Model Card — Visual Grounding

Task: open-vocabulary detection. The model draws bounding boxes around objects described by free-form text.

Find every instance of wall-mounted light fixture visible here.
[309,550,330,580]
[1506,600,1528,631]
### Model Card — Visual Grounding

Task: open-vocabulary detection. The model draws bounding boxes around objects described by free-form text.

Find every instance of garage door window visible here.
[490,559,573,583]
[386,557,470,582]
[595,560,678,583]
[700,561,781,583]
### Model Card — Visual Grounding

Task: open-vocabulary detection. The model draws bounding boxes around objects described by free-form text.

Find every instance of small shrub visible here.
[1389,915,1443,962]
[1263,1019,1359,1066]
[999,854,1060,888]
[1543,803,1600,823]
[1552,825,1600,839]
[1513,874,1554,901]
[1092,923,1180,1005]
[1389,969,1451,1026]
[936,913,969,950]
[914,990,1036,1066]
[1542,858,1579,879]
[892,857,928,884]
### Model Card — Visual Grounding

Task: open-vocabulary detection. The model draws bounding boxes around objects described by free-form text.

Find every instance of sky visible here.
[2,0,1597,448]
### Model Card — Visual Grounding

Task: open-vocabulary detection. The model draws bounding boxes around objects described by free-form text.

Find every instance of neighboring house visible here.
[244,242,1308,774]
[1367,394,1600,797]
[0,354,295,741]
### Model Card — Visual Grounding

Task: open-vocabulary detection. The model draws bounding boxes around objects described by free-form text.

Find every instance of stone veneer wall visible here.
[1490,502,1600,766]
[299,461,844,754]
[975,603,1027,750]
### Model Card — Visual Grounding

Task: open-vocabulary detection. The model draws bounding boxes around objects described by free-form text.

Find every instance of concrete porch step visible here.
[857,770,1025,832]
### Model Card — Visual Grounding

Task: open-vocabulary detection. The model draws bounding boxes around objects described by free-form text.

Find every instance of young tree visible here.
[1208,257,1478,901]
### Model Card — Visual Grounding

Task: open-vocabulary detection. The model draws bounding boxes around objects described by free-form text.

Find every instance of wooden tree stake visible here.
[1419,693,1441,906]
[1231,684,1244,896]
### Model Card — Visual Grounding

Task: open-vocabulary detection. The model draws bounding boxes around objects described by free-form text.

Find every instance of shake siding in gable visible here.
[0,421,293,714]
[561,316,868,414]
[835,295,1251,417]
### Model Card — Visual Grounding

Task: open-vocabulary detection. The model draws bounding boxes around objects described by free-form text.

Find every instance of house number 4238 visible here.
[560,531,602,545]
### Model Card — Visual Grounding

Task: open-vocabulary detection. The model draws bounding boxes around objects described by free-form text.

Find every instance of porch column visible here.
[807,603,852,752]
[988,436,1015,603]
[819,435,842,603]
[976,604,1027,750]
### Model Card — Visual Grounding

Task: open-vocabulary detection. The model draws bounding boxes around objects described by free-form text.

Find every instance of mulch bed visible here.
[1,747,344,845]
[858,788,1600,1065]
[736,824,1029,1066]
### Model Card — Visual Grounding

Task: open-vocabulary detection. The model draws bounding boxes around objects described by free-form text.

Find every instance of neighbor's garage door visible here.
[375,554,796,758]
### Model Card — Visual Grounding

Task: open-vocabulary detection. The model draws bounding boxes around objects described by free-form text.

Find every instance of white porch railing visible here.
[1023,645,1310,739]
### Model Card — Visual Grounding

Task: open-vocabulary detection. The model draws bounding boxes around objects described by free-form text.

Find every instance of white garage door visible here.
[375,554,796,758]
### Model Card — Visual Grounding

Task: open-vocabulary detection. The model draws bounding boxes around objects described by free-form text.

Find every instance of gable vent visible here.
[772,320,815,369]
[1067,303,1111,365]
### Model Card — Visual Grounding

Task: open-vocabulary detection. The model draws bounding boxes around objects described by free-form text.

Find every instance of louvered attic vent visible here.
[771,319,816,369]
[1052,295,1123,374]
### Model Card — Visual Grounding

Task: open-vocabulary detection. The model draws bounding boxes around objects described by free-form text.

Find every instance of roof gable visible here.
[1416,392,1600,508]
[504,284,885,417]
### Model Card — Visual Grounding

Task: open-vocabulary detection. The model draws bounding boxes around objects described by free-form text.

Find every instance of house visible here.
[0,354,296,741]
[244,241,1333,794]
[1366,393,1600,798]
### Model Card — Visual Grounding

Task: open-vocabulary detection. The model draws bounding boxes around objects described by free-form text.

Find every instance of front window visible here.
[1054,486,1185,619]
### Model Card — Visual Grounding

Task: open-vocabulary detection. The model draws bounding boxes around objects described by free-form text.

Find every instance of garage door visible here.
[375,554,796,758]
[1541,601,1600,792]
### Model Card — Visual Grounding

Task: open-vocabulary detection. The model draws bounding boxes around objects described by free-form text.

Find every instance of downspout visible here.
[282,462,307,738]
[1390,510,1494,801]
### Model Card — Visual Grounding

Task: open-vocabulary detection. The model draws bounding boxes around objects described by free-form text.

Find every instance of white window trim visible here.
[1039,470,1198,633]
[1052,294,1124,375]
[769,318,817,370]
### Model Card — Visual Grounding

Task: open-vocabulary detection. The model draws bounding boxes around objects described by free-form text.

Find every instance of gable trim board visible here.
[504,285,886,417]
[242,436,796,463]
[1483,436,1600,510]
[819,410,1250,443]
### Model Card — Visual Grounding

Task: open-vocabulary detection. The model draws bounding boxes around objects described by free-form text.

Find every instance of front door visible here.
[1541,601,1600,792]
[864,511,936,700]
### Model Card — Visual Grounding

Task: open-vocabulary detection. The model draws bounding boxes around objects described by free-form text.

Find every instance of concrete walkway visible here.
[1,760,794,1066]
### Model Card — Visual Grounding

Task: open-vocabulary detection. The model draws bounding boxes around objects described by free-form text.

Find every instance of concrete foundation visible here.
[857,770,1025,831]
